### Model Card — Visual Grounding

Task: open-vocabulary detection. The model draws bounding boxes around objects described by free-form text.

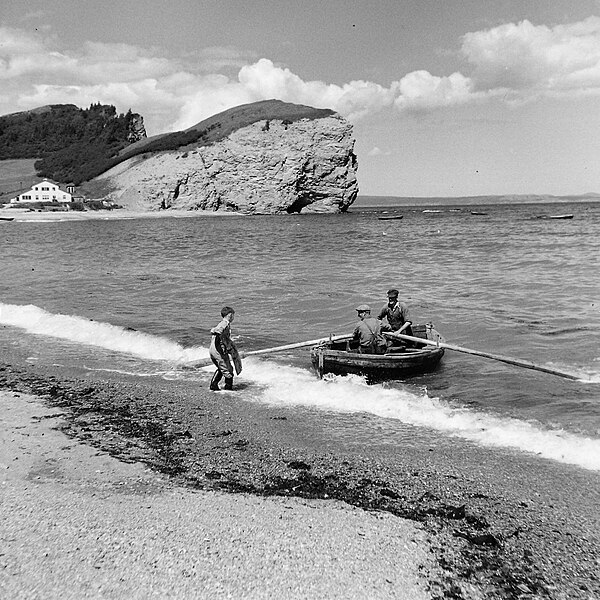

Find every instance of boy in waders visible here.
[209,306,242,391]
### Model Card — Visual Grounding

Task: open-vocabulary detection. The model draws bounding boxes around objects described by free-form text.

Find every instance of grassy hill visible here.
[119,99,335,159]
[0,100,334,191]
[0,159,39,202]
[0,103,145,185]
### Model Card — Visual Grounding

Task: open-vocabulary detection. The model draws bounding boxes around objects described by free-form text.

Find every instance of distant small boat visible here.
[537,214,574,220]
[378,215,404,221]
[470,211,488,216]
[422,210,441,213]
[0,216,15,221]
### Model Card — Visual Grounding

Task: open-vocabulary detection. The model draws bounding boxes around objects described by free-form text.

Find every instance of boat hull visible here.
[310,325,444,381]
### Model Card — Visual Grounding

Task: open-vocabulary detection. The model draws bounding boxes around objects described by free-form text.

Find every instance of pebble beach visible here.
[1,389,434,600]
[1,356,599,600]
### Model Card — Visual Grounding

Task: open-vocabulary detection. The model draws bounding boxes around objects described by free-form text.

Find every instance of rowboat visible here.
[378,215,404,220]
[310,324,444,381]
[536,214,574,220]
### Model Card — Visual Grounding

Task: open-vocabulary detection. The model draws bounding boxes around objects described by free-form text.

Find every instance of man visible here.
[378,289,412,336]
[353,304,386,354]
[209,306,242,391]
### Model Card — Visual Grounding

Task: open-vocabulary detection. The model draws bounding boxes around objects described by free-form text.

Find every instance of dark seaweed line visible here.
[0,364,559,599]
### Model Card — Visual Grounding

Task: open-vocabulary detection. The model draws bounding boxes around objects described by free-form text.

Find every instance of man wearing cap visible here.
[378,289,413,337]
[353,304,386,354]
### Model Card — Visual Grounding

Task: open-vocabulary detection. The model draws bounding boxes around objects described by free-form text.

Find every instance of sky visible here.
[2,0,600,196]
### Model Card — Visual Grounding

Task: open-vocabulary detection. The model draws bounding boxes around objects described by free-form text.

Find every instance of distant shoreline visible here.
[354,194,600,207]
[1,195,597,222]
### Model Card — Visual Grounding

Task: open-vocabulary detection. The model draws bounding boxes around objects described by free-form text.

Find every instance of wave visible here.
[242,360,600,471]
[0,302,208,363]
[2,302,600,471]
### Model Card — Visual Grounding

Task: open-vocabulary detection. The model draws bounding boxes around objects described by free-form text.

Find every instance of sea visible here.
[1,198,599,473]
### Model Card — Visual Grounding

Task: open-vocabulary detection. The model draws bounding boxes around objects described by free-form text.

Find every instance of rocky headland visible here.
[86,100,359,214]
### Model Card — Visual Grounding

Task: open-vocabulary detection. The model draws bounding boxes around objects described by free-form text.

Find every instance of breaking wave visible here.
[1,302,599,471]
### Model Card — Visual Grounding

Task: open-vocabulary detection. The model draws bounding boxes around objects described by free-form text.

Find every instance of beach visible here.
[1,356,599,599]
[0,208,240,222]
[1,388,435,600]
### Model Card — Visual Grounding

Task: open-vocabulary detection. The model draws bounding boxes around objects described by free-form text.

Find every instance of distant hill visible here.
[354,194,600,207]
[0,103,146,185]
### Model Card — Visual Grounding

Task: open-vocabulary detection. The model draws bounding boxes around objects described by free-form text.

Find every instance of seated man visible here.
[378,288,413,348]
[353,304,387,354]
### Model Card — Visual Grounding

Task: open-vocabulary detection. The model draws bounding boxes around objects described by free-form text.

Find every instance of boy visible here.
[209,306,242,391]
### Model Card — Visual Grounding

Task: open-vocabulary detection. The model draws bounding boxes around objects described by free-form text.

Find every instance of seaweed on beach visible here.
[1,363,598,600]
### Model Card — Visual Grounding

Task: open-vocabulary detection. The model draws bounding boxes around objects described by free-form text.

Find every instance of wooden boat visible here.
[378,215,404,221]
[311,324,444,381]
[537,214,574,220]
[0,216,15,221]
[470,211,488,216]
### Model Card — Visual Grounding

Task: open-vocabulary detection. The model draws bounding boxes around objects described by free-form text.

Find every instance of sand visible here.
[1,351,599,599]
[0,390,435,600]
[0,208,240,222]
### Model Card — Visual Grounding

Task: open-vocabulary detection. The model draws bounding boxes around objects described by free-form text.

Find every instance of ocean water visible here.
[1,200,599,472]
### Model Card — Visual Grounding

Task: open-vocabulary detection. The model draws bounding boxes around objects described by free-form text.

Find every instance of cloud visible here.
[462,16,600,94]
[393,70,477,111]
[173,58,397,128]
[367,147,391,157]
[3,17,600,134]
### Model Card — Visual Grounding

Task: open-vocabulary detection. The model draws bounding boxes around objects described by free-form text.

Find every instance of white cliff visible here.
[94,105,358,214]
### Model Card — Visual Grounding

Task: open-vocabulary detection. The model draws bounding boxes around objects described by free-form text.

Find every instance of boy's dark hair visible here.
[221,306,235,318]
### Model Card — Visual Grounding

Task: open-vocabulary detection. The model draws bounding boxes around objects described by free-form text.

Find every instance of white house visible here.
[11,180,72,204]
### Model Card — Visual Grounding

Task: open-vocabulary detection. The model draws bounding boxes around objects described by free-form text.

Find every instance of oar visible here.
[186,334,353,369]
[383,331,580,381]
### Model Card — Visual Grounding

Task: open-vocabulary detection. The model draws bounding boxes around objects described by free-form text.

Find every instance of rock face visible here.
[97,107,358,214]
[127,114,147,143]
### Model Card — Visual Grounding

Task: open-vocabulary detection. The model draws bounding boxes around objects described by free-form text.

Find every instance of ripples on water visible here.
[1,201,599,470]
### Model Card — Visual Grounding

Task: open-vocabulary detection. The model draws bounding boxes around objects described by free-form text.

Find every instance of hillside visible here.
[0,103,146,185]
[80,101,357,214]
[120,99,335,158]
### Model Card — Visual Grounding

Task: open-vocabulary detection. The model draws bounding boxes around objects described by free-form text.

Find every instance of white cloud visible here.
[3,17,600,134]
[462,16,600,93]
[169,59,397,129]
[393,70,476,111]
[367,147,391,157]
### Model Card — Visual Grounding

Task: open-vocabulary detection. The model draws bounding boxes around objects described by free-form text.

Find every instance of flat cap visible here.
[387,288,399,297]
[355,304,371,312]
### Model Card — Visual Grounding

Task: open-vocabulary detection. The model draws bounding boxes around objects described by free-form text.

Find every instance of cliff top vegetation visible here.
[0,103,144,185]
[0,100,335,186]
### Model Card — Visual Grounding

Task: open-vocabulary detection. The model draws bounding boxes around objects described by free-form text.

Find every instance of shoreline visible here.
[2,361,599,598]
[0,208,244,222]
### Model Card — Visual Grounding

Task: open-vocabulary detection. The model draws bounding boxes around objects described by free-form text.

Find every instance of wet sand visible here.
[1,359,599,599]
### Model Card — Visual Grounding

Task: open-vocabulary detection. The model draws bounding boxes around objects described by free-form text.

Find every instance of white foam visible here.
[240,358,600,471]
[2,302,599,471]
[0,302,208,363]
